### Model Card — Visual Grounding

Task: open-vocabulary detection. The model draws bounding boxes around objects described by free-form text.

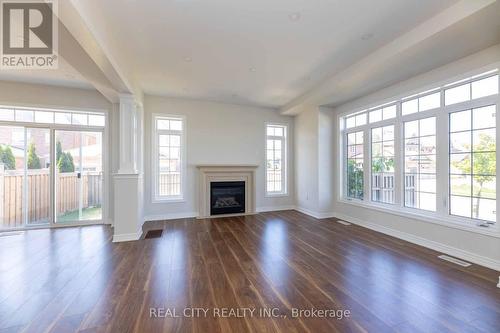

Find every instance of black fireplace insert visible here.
[210,181,245,215]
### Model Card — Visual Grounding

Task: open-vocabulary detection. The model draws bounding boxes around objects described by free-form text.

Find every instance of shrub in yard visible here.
[58,152,75,173]
[0,145,16,170]
[27,142,42,169]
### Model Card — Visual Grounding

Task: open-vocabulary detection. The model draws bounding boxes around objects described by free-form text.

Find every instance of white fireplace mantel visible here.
[196,164,258,218]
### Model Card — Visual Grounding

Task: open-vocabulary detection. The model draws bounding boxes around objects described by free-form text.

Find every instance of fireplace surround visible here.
[196,165,257,218]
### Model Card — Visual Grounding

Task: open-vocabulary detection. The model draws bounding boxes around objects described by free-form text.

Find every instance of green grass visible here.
[57,206,102,223]
[451,184,495,198]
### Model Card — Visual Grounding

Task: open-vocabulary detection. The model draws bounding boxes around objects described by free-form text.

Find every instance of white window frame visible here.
[345,129,365,200]
[0,105,109,229]
[402,115,437,212]
[338,68,500,237]
[152,114,186,202]
[265,122,288,196]
[370,124,396,205]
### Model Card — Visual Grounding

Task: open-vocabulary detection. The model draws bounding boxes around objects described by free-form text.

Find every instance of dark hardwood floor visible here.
[0,210,499,332]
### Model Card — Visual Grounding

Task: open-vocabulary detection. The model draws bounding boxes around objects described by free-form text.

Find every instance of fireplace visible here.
[210,181,245,215]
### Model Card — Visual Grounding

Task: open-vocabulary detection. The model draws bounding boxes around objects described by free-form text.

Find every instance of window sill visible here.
[338,198,500,238]
[265,192,289,198]
[153,198,186,204]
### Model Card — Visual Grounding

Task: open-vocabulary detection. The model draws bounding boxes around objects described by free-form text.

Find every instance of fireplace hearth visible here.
[210,181,245,215]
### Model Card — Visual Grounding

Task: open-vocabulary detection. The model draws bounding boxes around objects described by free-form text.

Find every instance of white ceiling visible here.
[284,0,500,112]
[71,0,459,108]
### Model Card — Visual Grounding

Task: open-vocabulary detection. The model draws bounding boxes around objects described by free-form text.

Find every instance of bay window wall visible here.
[341,69,499,230]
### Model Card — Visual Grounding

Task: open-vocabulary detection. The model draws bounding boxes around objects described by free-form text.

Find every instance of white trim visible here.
[143,212,198,222]
[114,173,142,179]
[264,193,290,198]
[338,66,499,118]
[256,205,296,213]
[339,68,500,232]
[334,211,500,271]
[152,198,186,204]
[293,207,500,271]
[339,198,500,238]
[0,108,108,231]
[196,165,257,218]
[112,227,143,243]
[294,206,336,219]
[143,206,296,221]
[151,113,186,202]
[265,122,288,196]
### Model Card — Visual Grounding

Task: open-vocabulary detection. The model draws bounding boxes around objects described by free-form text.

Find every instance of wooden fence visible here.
[0,168,102,228]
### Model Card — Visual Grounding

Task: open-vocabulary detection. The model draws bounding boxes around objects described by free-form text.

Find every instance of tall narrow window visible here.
[346,131,364,199]
[266,124,287,195]
[154,116,184,200]
[449,106,496,223]
[404,117,436,211]
[371,125,395,204]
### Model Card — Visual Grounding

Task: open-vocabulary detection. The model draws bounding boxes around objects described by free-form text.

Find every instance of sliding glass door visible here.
[0,126,51,229]
[0,112,105,230]
[0,125,26,229]
[55,130,103,223]
[26,127,51,225]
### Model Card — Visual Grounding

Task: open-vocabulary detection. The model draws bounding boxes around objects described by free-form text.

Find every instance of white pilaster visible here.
[113,94,144,242]
[118,94,138,174]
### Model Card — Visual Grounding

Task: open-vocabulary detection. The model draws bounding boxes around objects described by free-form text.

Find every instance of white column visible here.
[118,94,138,175]
[113,94,144,242]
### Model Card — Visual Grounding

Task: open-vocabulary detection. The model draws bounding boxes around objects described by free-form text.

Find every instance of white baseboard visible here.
[143,211,198,222]
[334,212,500,272]
[294,206,335,219]
[293,207,500,271]
[112,228,143,243]
[257,205,296,213]
[144,207,298,222]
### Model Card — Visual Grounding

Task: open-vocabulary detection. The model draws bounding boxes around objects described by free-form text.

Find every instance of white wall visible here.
[0,80,110,111]
[294,106,336,218]
[143,96,295,220]
[327,45,500,269]
[294,106,319,214]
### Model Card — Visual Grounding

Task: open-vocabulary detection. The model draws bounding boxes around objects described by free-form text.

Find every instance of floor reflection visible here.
[259,219,290,285]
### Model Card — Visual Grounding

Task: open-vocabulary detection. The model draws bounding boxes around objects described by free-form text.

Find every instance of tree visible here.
[372,157,394,173]
[56,141,63,162]
[0,145,16,170]
[452,133,495,219]
[57,152,75,173]
[347,159,364,199]
[27,143,41,169]
[55,141,76,173]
